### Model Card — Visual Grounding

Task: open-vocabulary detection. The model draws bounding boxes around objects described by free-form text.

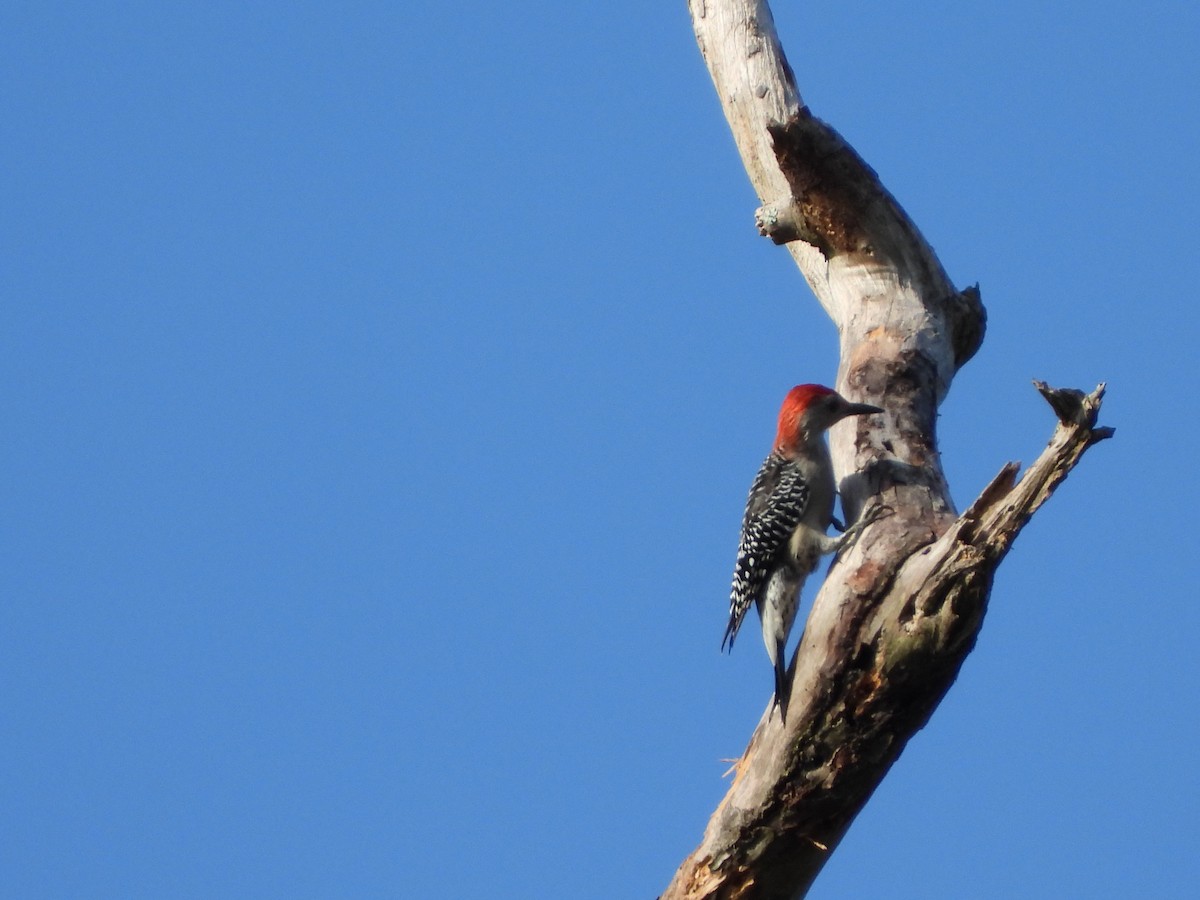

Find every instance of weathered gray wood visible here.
[664,3,1110,898]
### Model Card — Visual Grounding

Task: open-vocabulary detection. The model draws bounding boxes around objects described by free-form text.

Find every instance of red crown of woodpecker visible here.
[773,384,836,450]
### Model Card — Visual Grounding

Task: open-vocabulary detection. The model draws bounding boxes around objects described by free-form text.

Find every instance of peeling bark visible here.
[664,3,1111,898]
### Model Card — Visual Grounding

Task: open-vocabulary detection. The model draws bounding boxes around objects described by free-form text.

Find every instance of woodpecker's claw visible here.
[832,504,894,562]
[860,503,894,527]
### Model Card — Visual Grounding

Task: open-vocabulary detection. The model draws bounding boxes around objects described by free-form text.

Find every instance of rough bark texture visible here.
[663,3,1111,899]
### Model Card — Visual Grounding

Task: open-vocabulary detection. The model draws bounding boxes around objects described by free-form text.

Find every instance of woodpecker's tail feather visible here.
[772,652,790,723]
[721,603,748,653]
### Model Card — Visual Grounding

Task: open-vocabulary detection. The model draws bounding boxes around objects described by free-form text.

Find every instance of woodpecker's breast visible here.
[794,439,836,524]
[784,439,835,571]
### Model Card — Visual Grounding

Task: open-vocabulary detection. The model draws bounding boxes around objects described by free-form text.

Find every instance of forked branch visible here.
[664,3,1111,898]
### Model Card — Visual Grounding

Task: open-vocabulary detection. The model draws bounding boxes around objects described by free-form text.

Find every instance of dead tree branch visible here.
[663,3,1111,898]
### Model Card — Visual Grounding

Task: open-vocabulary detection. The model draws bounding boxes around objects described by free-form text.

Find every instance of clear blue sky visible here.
[3,2,1197,897]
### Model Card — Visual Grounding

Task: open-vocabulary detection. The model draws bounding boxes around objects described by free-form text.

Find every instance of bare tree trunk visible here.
[662,4,1113,898]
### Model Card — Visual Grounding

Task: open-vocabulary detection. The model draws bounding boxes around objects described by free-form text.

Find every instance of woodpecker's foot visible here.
[834,504,894,558]
[830,515,846,533]
[858,503,894,529]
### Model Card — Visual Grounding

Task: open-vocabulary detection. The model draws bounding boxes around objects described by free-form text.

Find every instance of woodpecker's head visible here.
[774,384,883,451]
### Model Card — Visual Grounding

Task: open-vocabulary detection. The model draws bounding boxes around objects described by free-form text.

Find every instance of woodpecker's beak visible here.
[839,401,884,419]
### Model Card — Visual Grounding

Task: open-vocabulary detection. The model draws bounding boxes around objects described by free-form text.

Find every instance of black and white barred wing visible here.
[722,454,809,651]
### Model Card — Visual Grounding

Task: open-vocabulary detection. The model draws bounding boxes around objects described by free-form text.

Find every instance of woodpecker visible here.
[723,384,884,719]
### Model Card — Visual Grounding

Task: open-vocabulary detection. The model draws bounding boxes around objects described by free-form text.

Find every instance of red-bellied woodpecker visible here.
[723,384,884,719]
